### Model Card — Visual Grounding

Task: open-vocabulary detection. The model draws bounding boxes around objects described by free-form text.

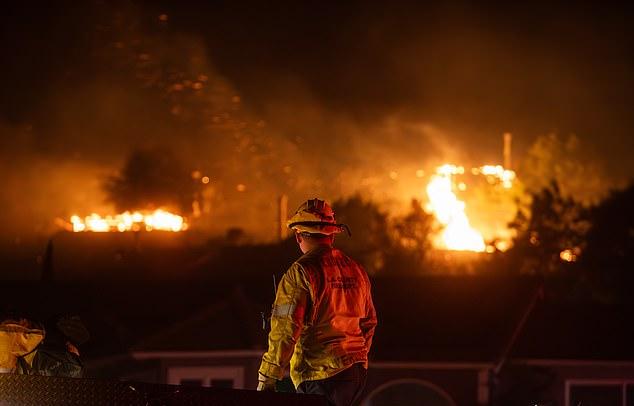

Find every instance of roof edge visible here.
[511,358,634,367]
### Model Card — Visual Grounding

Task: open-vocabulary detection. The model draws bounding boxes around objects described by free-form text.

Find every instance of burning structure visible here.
[425,163,516,253]
[69,209,187,233]
[422,134,519,254]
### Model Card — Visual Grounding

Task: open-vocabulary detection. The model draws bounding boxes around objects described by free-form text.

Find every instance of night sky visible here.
[1,1,633,237]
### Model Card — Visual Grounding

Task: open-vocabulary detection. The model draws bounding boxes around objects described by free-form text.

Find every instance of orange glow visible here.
[479,165,516,188]
[424,163,517,253]
[70,209,187,232]
[494,240,511,252]
[425,165,486,252]
[560,248,579,262]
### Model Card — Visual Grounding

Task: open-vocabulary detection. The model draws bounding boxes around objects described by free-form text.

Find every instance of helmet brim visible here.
[287,221,345,235]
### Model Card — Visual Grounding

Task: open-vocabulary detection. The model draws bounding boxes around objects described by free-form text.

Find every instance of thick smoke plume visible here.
[0,1,629,242]
[0,2,451,240]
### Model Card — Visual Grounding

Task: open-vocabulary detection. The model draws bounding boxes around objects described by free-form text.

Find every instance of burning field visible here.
[63,158,519,256]
[68,210,187,233]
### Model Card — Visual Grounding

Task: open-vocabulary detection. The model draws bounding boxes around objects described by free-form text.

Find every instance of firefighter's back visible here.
[292,246,373,383]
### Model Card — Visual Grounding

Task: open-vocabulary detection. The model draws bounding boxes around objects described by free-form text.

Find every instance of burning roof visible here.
[69,209,187,233]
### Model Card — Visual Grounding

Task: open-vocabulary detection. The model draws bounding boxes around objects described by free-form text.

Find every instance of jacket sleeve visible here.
[258,263,311,380]
[360,276,377,353]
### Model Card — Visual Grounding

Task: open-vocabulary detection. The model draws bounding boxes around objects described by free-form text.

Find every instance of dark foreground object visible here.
[298,363,367,406]
[0,373,327,406]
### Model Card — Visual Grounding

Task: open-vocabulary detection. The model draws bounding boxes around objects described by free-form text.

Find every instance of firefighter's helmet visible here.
[287,198,350,236]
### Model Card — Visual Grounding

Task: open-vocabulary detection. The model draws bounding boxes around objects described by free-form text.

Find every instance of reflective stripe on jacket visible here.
[259,245,377,388]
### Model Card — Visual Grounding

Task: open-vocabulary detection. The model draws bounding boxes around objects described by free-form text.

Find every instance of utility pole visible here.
[503,133,512,170]
[489,283,544,405]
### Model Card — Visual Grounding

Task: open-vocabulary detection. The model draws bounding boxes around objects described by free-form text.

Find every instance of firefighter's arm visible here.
[258,263,310,388]
[360,278,377,351]
[257,372,277,391]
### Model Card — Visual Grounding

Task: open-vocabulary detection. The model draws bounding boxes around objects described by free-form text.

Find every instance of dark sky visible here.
[0,0,633,237]
[2,1,633,162]
[158,1,633,159]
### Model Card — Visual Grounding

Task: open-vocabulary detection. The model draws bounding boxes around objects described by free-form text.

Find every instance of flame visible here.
[425,163,517,252]
[560,247,581,262]
[476,165,516,188]
[425,165,486,252]
[70,209,187,232]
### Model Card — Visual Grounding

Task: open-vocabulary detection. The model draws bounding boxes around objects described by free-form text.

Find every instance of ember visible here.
[559,248,580,262]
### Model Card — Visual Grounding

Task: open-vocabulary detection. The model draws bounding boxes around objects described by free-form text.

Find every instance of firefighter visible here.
[26,315,89,378]
[0,319,45,373]
[0,315,88,378]
[258,198,377,406]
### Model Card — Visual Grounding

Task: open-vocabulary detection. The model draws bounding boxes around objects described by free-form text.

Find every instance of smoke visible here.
[0,2,237,238]
[0,2,457,240]
[0,122,111,238]
[1,1,630,241]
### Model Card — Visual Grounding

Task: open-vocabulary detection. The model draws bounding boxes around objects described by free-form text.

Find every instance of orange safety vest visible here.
[259,245,377,388]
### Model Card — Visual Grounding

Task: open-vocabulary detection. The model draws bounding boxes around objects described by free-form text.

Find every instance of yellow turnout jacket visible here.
[0,320,45,372]
[259,245,377,388]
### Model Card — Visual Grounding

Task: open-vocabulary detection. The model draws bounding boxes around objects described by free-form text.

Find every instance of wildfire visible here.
[474,165,516,189]
[425,163,516,252]
[69,209,187,232]
[426,165,486,252]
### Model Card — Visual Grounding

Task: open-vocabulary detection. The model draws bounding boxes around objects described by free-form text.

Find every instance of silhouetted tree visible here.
[580,183,634,303]
[386,199,436,273]
[332,196,436,275]
[104,147,199,213]
[508,181,589,275]
[333,195,392,274]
